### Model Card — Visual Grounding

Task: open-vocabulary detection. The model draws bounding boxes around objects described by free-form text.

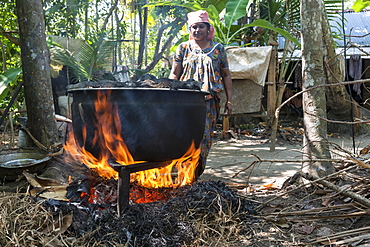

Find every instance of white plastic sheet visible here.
[226,46,273,86]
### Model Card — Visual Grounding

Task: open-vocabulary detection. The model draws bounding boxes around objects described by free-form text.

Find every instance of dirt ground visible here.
[202,124,370,188]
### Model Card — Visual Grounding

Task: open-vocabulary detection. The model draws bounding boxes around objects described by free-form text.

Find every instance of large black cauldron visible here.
[69,88,206,162]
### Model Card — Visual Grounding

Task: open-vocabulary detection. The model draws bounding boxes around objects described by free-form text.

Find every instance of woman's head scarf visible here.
[187,10,215,41]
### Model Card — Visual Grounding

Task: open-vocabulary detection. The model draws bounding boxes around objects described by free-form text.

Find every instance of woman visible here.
[169,10,232,178]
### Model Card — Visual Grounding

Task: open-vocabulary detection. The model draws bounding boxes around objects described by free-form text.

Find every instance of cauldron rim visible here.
[67,87,209,94]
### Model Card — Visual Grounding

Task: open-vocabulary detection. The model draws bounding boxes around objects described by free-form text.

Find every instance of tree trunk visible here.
[137,4,148,70]
[321,7,354,133]
[301,0,335,177]
[16,0,59,151]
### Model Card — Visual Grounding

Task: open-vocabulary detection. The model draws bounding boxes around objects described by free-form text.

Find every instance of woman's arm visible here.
[221,67,232,115]
[169,62,183,80]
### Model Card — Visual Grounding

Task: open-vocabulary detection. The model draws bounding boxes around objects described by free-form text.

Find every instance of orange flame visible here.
[64,90,200,189]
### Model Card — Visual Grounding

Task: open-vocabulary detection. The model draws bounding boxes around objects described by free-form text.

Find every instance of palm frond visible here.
[50,33,116,83]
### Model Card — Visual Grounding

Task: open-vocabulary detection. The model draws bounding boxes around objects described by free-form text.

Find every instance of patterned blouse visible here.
[173,40,229,97]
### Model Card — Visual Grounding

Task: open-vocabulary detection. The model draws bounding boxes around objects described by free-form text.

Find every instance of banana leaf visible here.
[0,68,22,102]
[352,0,370,12]
[144,1,202,11]
[247,19,301,47]
[224,0,250,30]
[203,0,228,13]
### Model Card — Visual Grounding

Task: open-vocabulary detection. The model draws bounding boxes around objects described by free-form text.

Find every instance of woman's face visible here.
[190,22,209,41]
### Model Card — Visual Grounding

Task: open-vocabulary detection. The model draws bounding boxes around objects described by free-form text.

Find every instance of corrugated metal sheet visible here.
[330,10,370,47]
[277,10,370,58]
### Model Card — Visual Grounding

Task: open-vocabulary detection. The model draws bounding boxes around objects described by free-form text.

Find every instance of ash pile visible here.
[34,180,256,246]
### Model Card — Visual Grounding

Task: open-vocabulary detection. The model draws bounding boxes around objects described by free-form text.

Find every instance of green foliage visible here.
[206,0,249,45]
[0,1,21,70]
[0,1,22,112]
[258,0,300,45]
[203,0,227,12]
[0,0,353,86]
[352,0,370,12]
[50,32,116,83]
[145,1,202,11]
[224,0,250,29]
[213,0,301,46]
[325,0,346,39]
[249,19,300,46]
[44,0,85,38]
[0,68,22,103]
[146,0,301,47]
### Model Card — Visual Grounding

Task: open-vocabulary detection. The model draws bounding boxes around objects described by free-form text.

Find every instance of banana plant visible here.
[0,68,22,102]
[144,0,300,47]
[148,0,344,47]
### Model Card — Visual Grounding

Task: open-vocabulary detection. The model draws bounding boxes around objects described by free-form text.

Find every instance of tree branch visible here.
[304,110,370,125]
[101,0,119,32]
[144,19,186,72]
[345,32,370,38]
[0,26,20,45]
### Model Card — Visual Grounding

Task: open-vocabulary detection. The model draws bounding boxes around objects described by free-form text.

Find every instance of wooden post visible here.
[267,48,277,128]
[266,48,287,152]
[270,82,286,151]
[112,161,172,216]
[222,116,230,138]
[117,167,131,217]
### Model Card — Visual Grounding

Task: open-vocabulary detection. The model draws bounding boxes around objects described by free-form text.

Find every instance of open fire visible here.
[64,90,201,205]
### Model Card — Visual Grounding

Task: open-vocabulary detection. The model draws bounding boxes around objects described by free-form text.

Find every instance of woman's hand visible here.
[224,100,232,116]
[169,62,183,80]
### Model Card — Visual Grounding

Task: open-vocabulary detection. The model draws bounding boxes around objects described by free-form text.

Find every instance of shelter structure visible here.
[277,9,370,107]
[332,9,370,105]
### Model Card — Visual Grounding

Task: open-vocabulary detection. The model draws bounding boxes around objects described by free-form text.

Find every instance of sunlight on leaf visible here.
[352,0,370,12]
[0,68,22,101]
[224,0,250,29]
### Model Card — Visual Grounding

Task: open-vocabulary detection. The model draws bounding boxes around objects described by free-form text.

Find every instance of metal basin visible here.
[69,87,207,162]
[0,151,51,181]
